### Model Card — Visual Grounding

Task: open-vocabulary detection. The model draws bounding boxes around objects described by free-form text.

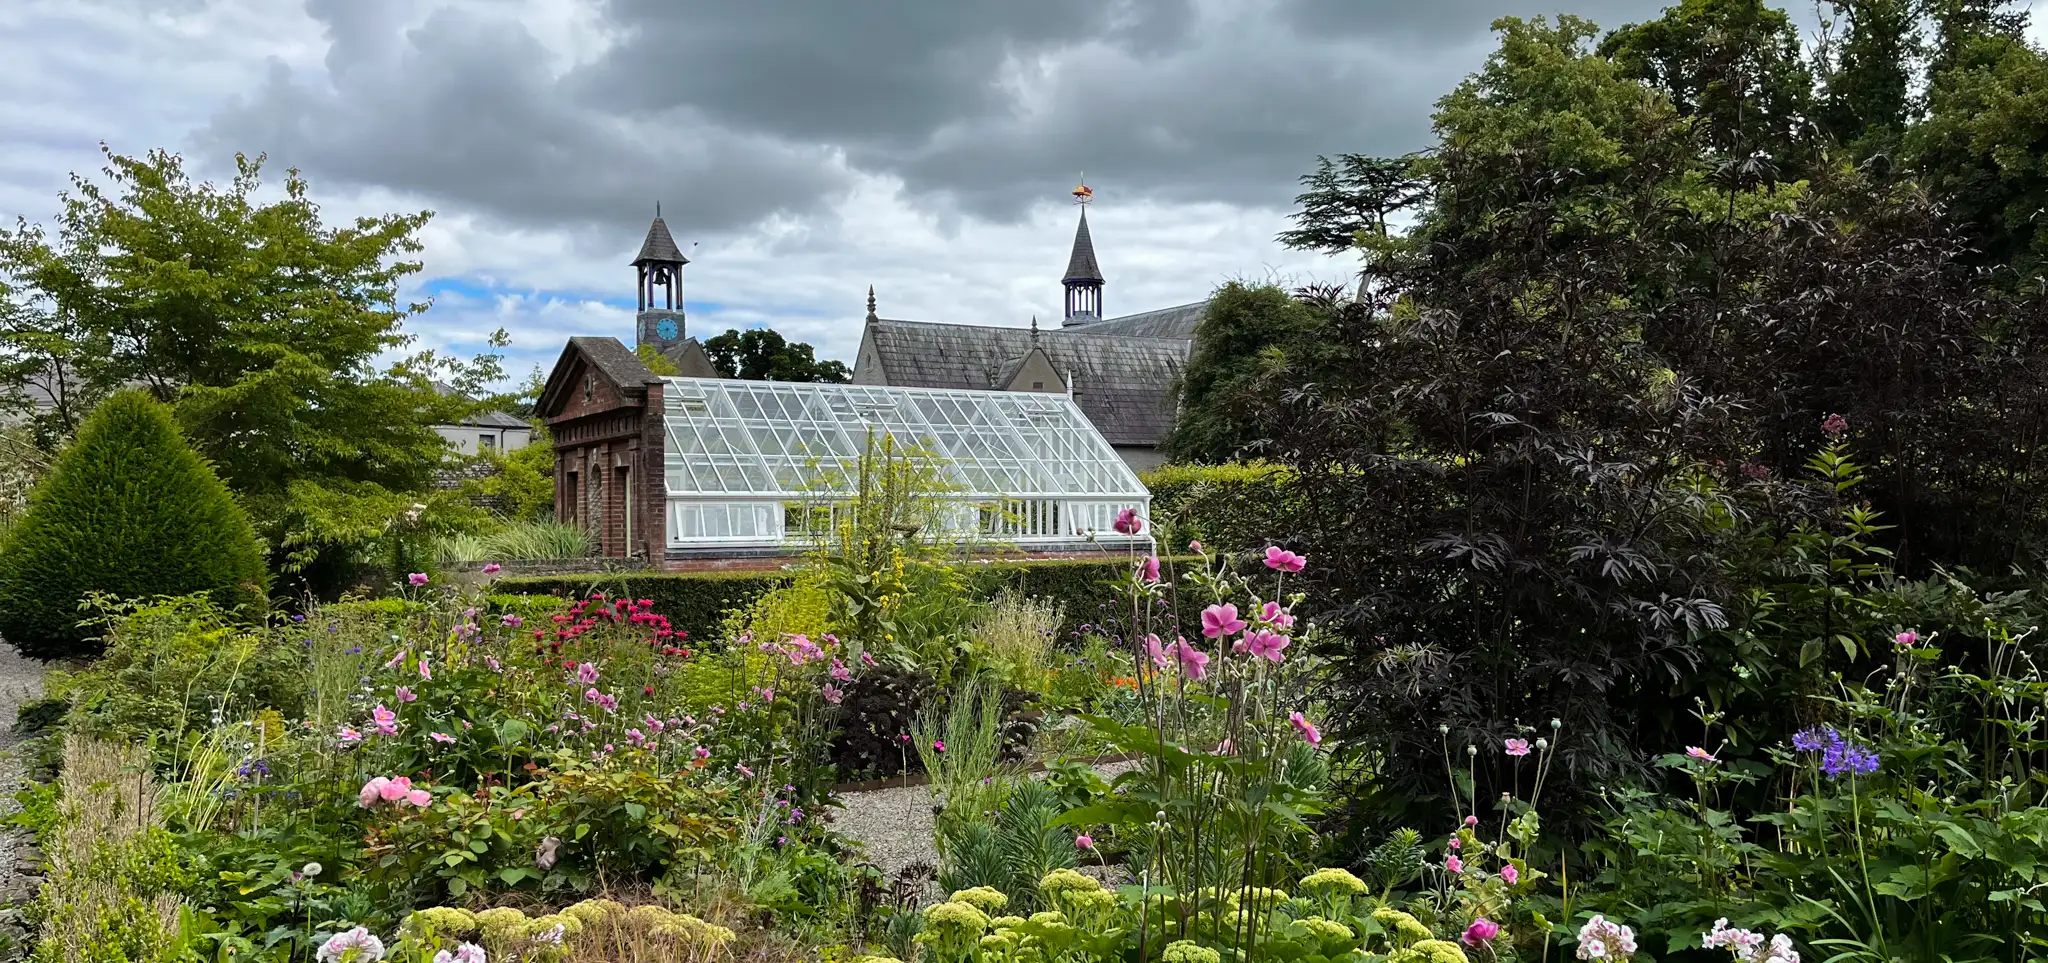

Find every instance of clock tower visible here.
[632,206,690,353]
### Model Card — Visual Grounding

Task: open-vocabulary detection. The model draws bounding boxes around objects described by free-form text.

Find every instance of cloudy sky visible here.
[8,0,2023,386]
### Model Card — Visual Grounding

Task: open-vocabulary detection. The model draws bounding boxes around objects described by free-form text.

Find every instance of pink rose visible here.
[358,777,388,808]
[407,789,432,807]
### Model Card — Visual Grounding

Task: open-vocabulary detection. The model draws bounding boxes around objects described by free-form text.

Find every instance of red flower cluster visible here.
[528,592,693,661]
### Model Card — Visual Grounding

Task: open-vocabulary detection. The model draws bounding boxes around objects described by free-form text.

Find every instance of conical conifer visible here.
[0,390,267,657]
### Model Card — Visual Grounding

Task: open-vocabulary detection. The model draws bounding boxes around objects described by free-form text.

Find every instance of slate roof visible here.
[633,216,690,266]
[1062,210,1103,284]
[862,318,1189,447]
[426,381,532,429]
[537,336,661,418]
[1063,300,1207,339]
[570,336,661,388]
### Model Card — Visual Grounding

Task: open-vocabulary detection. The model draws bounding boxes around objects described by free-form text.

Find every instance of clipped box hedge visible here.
[493,555,1203,639]
[1142,461,1302,555]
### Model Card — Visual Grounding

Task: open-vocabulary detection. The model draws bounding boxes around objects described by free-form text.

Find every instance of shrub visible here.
[1141,462,1301,556]
[495,556,1198,643]
[0,391,267,658]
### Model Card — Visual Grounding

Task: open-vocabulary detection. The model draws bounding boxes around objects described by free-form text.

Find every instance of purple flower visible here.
[407,572,430,587]
[482,563,502,574]
[1140,556,1161,583]
[501,614,523,628]
[1113,508,1144,536]
[1504,738,1532,757]
[1821,413,1849,437]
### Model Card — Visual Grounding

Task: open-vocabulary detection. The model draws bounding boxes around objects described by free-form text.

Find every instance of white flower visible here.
[529,925,566,946]
[316,928,385,963]
[301,862,323,877]
[432,944,487,963]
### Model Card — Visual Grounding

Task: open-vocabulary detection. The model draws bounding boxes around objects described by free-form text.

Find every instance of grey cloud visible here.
[203,4,856,240]
[1277,0,1671,42]
[201,0,1684,242]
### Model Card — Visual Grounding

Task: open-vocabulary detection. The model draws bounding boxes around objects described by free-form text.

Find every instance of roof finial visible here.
[865,285,877,322]
[1030,315,1040,346]
[655,201,661,218]
[1071,172,1093,206]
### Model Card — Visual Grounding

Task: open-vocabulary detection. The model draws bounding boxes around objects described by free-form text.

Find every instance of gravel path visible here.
[0,645,46,952]
[831,759,1139,892]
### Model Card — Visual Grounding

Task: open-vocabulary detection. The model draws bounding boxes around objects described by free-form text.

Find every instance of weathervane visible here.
[1071,172,1093,206]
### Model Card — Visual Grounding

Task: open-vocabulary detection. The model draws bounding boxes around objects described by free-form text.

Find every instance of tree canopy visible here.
[702,328,849,383]
[1202,2,2048,824]
[0,147,505,575]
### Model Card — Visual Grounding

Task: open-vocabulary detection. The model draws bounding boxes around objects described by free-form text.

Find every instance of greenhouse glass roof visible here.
[658,378,1149,502]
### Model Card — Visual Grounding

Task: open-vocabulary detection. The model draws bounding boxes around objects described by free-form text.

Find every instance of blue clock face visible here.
[656,318,680,340]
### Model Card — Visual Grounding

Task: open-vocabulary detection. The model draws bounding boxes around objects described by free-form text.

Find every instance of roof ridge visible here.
[873,316,1188,344]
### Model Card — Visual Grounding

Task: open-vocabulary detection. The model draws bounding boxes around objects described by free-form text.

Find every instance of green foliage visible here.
[635,343,682,376]
[433,520,590,564]
[1143,462,1300,555]
[0,391,267,657]
[1907,27,2048,272]
[456,425,556,522]
[50,596,304,740]
[1600,0,1815,160]
[0,146,507,576]
[1167,283,1321,464]
[496,556,1188,642]
[935,780,1075,913]
[702,328,850,383]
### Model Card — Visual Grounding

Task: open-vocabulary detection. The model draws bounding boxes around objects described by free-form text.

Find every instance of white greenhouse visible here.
[657,378,1151,552]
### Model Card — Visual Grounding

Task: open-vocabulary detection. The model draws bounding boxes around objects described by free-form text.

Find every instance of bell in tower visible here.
[634,204,691,350]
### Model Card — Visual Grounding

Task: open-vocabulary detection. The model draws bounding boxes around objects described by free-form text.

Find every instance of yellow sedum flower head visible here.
[627,905,674,926]
[1162,940,1223,963]
[1039,868,1101,895]
[990,916,1027,930]
[1300,867,1368,895]
[651,915,736,946]
[402,907,477,939]
[949,887,1010,912]
[923,900,992,933]
[1028,911,1067,926]
[563,899,624,925]
[1300,917,1356,942]
[1236,887,1289,913]
[475,907,529,937]
[525,914,582,940]
[1373,907,1435,944]
[1058,888,1119,913]
[1411,939,1471,963]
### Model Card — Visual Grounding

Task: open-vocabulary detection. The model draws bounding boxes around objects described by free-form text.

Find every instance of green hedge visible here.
[494,556,1203,640]
[1142,461,1302,555]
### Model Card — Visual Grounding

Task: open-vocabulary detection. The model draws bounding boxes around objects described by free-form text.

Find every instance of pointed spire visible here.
[633,210,689,266]
[1062,208,1103,284]
[1030,315,1040,346]
[865,285,878,322]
